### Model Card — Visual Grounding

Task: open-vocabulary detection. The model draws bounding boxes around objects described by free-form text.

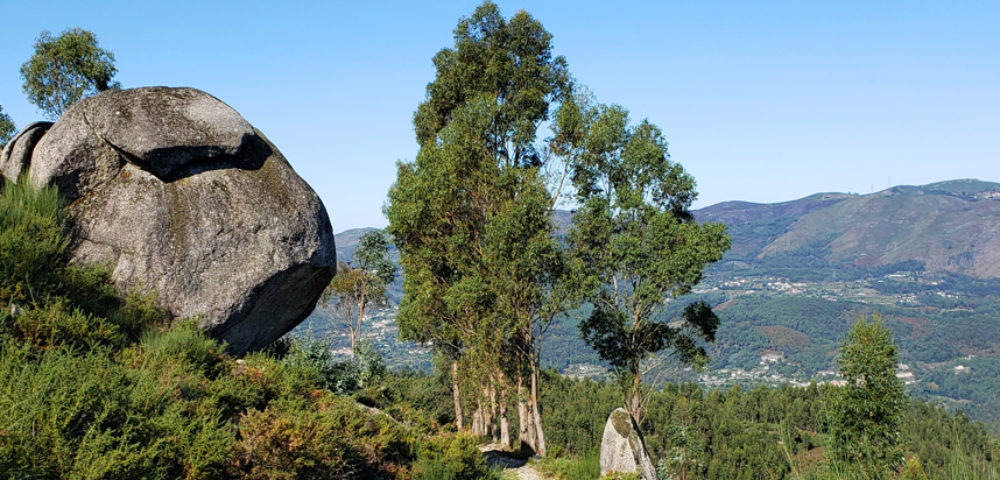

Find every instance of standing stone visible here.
[0,122,52,182]
[6,87,336,353]
[600,408,659,480]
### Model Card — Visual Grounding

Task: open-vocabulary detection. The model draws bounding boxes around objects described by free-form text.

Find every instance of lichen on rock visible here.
[600,408,659,480]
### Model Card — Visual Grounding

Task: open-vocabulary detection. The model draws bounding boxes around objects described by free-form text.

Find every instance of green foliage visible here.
[411,432,499,480]
[0,176,66,302]
[355,230,397,286]
[232,398,363,479]
[280,336,361,394]
[387,3,573,448]
[412,1,568,149]
[0,105,13,147]
[20,28,119,119]
[525,369,998,480]
[829,315,906,477]
[0,336,236,479]
[536,449,601,480]
[561,97,730,420]
[0,178,496,479]
[383,367,456,428]
[539,370,618,456]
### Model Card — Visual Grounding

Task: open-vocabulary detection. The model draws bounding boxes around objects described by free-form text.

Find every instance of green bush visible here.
[537,449,601,480]
[412,432,498,480]
[280,336,363,394]
[232,398,361,479]
[0,176,66,305]
[0,340,235,479]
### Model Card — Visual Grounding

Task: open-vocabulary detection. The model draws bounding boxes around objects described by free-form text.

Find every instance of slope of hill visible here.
[699,179,1000,279]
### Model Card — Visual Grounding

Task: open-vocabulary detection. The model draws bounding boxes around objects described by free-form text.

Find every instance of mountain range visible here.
[696,179,1000,279]
[335,178,1000,280]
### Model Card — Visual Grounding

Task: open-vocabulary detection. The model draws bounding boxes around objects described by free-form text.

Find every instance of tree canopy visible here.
[558,98,731,422]
[0,106,13,148]
[829,314,906,478]
[20,28,119,120]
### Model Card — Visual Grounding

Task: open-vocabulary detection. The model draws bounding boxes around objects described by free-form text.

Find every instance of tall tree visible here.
[386,1,569,451]
[829,314,906,478]
[559,99,730,423]
[20,28,119,120]
[320,230,395,359]
[0,106,13,148]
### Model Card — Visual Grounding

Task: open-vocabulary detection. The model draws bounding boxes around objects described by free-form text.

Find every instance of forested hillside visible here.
[699,179,1000,280]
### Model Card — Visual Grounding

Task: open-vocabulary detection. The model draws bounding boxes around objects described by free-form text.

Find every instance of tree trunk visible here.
[483,384,498,443]
[353,288,366,359]
[517,375,533,453]
[348,329,357,360]
[530,360,546,456]
[491,385,500,444]
[451,358,464,430]
[499,387,511,449]
[516,327,539,455]
[630,369,642,424]
[472,402,485,437]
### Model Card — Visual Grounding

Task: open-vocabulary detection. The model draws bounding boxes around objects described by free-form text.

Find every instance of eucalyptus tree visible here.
[21,28,119,120]
[557,98,730,423]
[829,314,905,478]
[386,1,569,451]
[321,230,395,359]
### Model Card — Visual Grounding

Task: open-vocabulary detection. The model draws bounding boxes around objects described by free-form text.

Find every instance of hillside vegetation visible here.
[0,178,498,479]
[3,158,998,479]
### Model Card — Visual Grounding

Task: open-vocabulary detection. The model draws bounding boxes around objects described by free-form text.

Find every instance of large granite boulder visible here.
[600,408,658,480]
[4,87,336,353]
[1,121,52,181]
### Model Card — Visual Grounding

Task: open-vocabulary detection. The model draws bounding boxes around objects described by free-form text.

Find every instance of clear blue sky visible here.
[1,1,997,231]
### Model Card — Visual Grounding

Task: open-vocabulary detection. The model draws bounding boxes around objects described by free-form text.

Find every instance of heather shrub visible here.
[232,398,361,479]
[411,432,495,480]
[0,176,496,480]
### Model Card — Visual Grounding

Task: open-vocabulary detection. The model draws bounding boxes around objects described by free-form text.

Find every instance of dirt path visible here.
[480,444,544,480]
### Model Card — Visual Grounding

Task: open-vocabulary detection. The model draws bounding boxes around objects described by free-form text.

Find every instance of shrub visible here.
[0,176,66,305]
[281,336,362,394]
[232,398,360,479]
[412,432,497,480]
[537,449,602,480]
[0,341,235,479]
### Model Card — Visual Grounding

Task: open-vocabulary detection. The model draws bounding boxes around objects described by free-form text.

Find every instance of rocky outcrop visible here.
[0,121,52,181]
[3,87,336,353]
[600,408,658,480]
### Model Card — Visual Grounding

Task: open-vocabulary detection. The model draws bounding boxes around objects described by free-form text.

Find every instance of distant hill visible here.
[697,179,1000,279]
[332,178,1000,308]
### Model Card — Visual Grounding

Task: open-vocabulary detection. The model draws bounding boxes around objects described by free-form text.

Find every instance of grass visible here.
[536,449,601,479]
